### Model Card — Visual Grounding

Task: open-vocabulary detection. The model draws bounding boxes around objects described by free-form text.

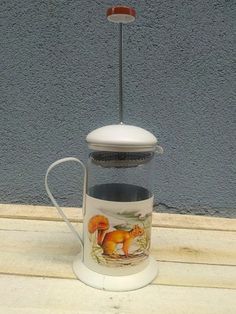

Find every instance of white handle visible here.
[45,157,87,252]
[156,145,164,154]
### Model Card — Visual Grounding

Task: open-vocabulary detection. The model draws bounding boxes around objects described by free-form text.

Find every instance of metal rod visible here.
[119,23,123,123]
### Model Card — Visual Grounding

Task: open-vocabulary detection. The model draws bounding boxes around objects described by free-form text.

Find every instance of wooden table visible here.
[0,204,236,314]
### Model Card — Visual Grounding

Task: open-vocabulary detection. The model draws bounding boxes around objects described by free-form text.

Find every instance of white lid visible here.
[86,124,158,152]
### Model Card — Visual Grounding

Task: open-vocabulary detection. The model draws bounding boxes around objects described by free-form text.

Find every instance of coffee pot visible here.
[45,6,163,291]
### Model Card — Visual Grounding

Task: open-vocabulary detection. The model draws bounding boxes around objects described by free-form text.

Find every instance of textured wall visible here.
[1,0,235,217]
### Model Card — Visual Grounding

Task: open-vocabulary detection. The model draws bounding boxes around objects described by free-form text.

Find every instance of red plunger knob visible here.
[106,6,136,23]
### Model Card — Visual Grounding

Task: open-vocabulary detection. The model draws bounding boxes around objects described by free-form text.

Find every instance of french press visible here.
[45,6,163,291]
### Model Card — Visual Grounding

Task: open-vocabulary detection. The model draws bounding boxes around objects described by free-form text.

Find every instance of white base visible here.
[73,254,158,291]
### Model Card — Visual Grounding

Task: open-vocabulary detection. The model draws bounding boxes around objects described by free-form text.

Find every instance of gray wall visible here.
[1,0,235,217]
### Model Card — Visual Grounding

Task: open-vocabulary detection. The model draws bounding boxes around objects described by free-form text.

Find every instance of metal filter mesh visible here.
[90,151,154,168]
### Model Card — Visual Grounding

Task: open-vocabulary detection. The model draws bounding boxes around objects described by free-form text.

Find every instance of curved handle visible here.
[156,145,164,155]
[45,157,87,252]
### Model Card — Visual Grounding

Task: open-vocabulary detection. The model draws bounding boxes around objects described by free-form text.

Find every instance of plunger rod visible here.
[119,23,123,124]
[106,6,136,124]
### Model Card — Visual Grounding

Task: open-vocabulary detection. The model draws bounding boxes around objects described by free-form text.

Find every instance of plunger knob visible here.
[106,6,136,23]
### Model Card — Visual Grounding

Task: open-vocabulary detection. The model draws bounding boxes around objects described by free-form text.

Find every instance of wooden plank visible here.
[1,250,235,289]
[0,218,236,288]
[156,261,236,289]
[0,204,82,222]
[0,203,236,231]
[1,218,235,265]
[0,217,82,233]
[0,274,235,314]
[153,212,236,232]
[151,227,236,265]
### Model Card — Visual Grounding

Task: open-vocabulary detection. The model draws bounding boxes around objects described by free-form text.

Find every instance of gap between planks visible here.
[0,203,236,232]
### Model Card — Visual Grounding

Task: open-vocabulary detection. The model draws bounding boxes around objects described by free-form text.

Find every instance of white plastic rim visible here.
[73,253,158,291]
[87,143,157,152]
[107,13,135,23]
[86,124,159,152]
